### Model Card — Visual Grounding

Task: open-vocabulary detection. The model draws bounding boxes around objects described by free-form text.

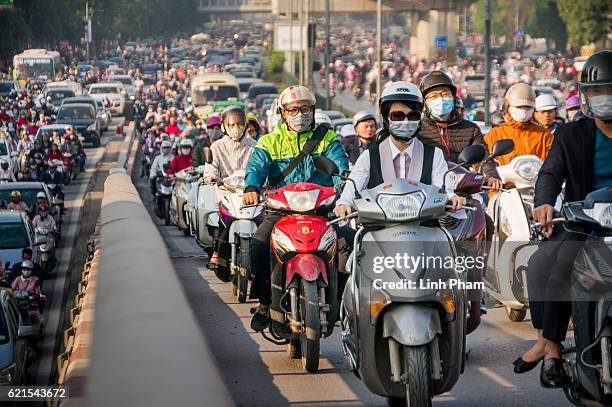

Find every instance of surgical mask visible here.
[208,129,222,140]
[508,106,534,123]
[161,147,171,155]
[40,211,48,219]
[588,95,612,121]
[180,148,191,155]
[22,270,32,278]
[426,97,454,119]
[286,113,313,133]
[388,120,420,141]
[227,126,245,141]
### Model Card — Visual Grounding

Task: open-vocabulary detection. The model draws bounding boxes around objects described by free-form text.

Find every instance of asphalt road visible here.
[34,118,121,385]
[131,157,571,407]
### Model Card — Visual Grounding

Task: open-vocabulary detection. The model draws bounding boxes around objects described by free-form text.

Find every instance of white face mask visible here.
[588,95,612,121]
[226,126,245,141]
[286,112,313,133]
[508,106,534,123]
[22,270,32,278]
[180,148,191,155]
[388,120,420,141]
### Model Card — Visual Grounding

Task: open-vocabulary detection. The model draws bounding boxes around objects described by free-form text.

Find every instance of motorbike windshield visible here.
[0,222,29,249]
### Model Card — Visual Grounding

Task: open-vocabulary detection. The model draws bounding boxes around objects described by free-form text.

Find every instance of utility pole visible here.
[484,0,491,126]
[289,0,294,79]
[325,0,331,109]
[85,1,90,62]
[304,0,310,87]
[299,0,304,85]
[376,0,382,116]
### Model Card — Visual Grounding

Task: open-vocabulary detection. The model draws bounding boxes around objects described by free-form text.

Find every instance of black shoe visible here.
[250,304,271,332]
[540,358,564,388]
[513,356,543,374]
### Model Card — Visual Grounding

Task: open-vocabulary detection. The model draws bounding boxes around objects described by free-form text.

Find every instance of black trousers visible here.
[249,213,355,305]
[527,228,585,342]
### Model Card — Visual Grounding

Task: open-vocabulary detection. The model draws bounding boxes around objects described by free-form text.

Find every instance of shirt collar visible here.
[388,138,414,159]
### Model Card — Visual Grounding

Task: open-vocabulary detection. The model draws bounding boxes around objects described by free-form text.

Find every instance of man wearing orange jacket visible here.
[484,83,553,165]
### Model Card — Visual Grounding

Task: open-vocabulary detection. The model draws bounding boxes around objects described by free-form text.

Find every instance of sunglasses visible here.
[388,111,421,121]
[283,106,314,116]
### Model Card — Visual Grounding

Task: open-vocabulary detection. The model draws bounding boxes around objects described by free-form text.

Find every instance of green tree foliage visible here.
[526,0,567,51]
[268,51,285,74]
[557,0,612,47]
[473,0,533,39]
[0,9,31,62]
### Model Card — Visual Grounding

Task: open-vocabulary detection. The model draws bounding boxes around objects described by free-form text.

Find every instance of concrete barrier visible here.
[82,171,233,407]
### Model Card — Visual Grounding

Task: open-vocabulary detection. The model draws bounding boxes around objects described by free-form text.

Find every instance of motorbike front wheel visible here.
[163,199,171,226]
[403,345,433,407]
[299,280,321,373]
[506,306,527,322]
[237,237,251,303]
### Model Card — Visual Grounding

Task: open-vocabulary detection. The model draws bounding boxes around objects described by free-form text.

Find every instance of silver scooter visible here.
[314,144,486,406]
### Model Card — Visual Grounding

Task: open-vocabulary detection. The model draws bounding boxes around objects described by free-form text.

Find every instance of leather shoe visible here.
[540,358,564,388]
[513,356,543,374]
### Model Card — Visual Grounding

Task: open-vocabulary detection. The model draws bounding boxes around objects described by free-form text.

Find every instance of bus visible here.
[13,49,62,85]
[189,73,239,119]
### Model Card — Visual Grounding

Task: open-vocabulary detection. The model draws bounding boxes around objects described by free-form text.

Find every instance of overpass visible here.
[197,0,469,59]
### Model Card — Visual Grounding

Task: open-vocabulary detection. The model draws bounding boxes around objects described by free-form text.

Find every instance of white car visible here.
[87,82,126,116]
[108,75,137,102]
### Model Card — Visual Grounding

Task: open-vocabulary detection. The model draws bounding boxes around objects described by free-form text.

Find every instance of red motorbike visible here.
[259,182,340,373]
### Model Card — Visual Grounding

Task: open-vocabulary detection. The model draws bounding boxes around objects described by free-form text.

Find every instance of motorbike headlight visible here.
[283,190,320,212]
[514,157,542,182]
[271,227,295,258]
[0,363,17,382]
[370,284,391,323]
[584,203,612,229]
[377,191,425,221]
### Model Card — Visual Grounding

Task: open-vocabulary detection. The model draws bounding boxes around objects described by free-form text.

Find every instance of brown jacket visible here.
[419,112,500,179]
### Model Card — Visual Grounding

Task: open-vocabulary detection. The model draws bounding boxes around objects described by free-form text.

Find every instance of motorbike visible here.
[217,170,264,303]
[170,167,203,235]
[34,227,56,277]
[62,151,78,181]
[255,181,341,373]
[155,163,173,226]
[531,188,612,407]
[141,146,156,178]
[484,153,562,322]
[353,84,365,99]
[14,290,45,348]
[320,145,486,406]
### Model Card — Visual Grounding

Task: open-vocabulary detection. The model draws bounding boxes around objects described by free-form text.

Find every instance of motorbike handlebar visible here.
[327,212,358,226]
[445,204,477,212]
[482,185,510,192]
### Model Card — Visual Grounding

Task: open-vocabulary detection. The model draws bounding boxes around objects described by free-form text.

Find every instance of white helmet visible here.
[379,81,423,127]
[36,191,46,199]
[278,85,316,111]
[315,111,332,127]
[340,124,357,138]
[505,83,536,108]
[161,140,172,148]
[179,139,193,148]
[535,94,557,112]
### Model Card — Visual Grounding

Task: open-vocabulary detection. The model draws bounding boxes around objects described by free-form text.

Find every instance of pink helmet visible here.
[206,115,221,128]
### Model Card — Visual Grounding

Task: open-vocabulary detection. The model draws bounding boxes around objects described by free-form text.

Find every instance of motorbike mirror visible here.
[18,325,35,339]
[313,156,339,176]
[489,139,515,160]
[457,144,487,166]
[202,147,213,164]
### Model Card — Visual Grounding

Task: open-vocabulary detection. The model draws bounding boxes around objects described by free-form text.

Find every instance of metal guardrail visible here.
[79,170,232,406]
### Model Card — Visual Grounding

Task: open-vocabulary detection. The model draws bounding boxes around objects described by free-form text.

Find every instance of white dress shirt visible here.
[336,138,455,207]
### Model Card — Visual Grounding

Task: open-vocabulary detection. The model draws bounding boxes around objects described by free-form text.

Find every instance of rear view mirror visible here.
[489,139,515,160]
[202,147,213,164]
[457,144,487,166]
[313,156,339,176]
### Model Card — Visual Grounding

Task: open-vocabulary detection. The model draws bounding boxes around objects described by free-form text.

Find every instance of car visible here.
[56,103,102,146]
[108,75,136,102]
[35,124,72,142]
[247,83,278,103]
[0,210,42,268]
[0,182,61,239]
[45,80,81,96]
[42,87,75,112]
[236,78,263,101]
[0,288,34,385]
[331,118,353,135]
[0,136,17,176]
[229,69,254,78]
[60,96,101,124]
[76,64,94,78]
[87,82,126,116]
[254,93,280,110]
[106,67,128,77]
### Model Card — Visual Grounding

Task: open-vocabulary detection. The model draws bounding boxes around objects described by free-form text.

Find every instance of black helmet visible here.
[418,70,457,98]
[579,51,612,86]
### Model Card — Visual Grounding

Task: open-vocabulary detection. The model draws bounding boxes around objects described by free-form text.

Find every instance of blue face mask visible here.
[426,97,454,119]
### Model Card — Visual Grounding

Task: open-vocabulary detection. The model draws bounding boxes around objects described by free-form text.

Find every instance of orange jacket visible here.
[484,115,553,166]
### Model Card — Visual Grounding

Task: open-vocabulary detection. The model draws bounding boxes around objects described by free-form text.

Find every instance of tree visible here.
[0,9,31,62]
[558,0,612,48]
[473,0,534,40]
[526,0,568,51]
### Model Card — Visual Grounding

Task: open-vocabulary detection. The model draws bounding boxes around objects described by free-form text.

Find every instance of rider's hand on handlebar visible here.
[243,191,259,205]
[533,204,555,238]
[334,204,352,219]
[203,176,213,184]
[486,177,502,190]
[449,196,466,212]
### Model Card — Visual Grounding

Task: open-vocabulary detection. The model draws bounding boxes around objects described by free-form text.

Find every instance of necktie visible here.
[394,151,411,178]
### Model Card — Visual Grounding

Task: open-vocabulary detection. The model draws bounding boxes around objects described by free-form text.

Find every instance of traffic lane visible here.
[34,118,121,385]
[313,72,374,114]
[132,167,570,406]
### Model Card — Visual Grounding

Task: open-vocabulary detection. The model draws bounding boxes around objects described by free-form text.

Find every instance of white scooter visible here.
[185,164,219,249]
[484,154,562,322]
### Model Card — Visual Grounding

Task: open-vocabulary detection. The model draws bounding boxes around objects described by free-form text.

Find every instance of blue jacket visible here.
[244,123,349,192]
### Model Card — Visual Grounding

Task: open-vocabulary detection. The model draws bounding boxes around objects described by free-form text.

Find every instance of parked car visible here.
[56,103,102,146]
[0,288,34,385]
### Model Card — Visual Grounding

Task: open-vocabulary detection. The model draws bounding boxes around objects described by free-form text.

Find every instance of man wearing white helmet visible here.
[335,81,466,219]
[243,85,350,331]
[352,110,377,155]
[150,140,174,194]
[534,93,559,134]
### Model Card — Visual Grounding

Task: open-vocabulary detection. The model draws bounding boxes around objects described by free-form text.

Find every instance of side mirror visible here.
[202,147,213,164]
[313,156,339,176]
[18,325,35,339]
[489,139,515,160]
[457,144,487,166]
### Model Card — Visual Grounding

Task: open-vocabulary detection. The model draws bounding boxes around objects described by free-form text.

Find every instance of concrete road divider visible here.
[83,169,232,407]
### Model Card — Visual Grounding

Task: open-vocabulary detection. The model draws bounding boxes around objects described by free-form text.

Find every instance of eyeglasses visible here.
[424,90,453,100]
[282,106,314,116]
[388,111,421,121]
